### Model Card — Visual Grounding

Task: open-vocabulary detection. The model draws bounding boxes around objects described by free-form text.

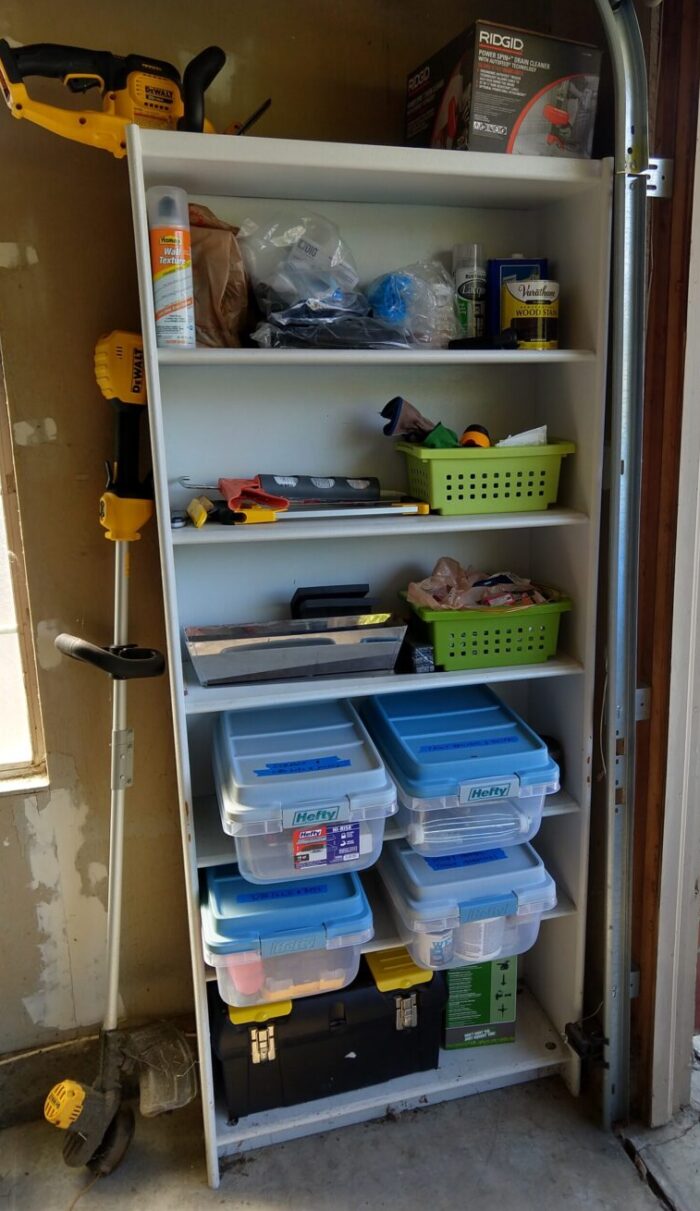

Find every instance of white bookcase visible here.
[127,127,611,1188]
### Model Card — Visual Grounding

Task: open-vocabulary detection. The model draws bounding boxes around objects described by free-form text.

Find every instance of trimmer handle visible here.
[0,40,114,88]
[55,633,165,680]
[0,39,180,95]
[178,45,225,132]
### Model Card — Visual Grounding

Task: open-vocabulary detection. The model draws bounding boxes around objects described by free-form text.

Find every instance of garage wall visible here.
[0,0,610,1055]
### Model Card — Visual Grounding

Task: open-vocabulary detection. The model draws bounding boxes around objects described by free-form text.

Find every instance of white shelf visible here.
[172,508,588,547]
[128,124,612,1186]
[183,657,584,715]
[543,887,576,920]
[139,130,604,209]
[159,347,596,368]
[214,986,569,1156]
[543,790,580,817]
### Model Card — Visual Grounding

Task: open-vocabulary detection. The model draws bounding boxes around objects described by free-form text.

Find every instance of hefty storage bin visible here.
[201,865,373,1007]
[209,949,446,1120]
[378,840,556,969]
[407,597,571,671]
[362,686,559,857]
[213,701,397,883]
[397,441,575,516]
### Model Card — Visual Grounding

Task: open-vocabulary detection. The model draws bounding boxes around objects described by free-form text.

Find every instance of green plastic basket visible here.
[408,598,572,671]
[397,441,575,516]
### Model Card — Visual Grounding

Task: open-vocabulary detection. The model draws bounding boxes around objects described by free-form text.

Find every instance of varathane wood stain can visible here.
[502,280,559,349]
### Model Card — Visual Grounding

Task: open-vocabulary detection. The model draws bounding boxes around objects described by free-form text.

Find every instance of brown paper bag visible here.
[189,204,248,347]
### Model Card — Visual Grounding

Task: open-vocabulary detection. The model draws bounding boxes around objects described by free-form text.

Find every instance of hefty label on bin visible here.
[260,931,326,957]
[293,822,360,870]
[282,804,351,828]
[459,776,518,804]
[254,755,351,777]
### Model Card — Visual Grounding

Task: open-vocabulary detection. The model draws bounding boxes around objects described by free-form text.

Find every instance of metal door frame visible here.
[590,0,648,1126]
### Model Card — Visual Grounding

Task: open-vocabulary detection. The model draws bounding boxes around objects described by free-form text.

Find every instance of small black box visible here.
[210,958,447,1121]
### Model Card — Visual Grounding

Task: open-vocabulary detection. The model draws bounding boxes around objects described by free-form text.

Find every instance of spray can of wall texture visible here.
[146,186,195,348]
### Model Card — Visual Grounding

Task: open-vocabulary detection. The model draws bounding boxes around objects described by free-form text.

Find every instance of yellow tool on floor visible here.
[0,39,225,157]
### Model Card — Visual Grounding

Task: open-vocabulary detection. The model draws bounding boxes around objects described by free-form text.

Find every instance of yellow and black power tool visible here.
[94,330,153,542]
[0,39,225,157]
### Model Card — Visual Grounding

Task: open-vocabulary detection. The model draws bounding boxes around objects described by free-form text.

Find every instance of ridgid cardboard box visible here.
[405,22,601,158]
[443,958,517,1049]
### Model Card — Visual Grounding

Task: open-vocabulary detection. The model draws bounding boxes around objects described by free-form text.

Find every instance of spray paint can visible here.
[453,243,486,338]
[146,186,195,349]
[501,279,559,349]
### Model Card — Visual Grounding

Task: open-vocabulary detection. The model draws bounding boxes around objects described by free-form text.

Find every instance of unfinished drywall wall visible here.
[0,0,615,1057]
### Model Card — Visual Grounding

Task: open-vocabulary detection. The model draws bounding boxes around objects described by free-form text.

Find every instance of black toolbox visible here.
[209,948,447,1121]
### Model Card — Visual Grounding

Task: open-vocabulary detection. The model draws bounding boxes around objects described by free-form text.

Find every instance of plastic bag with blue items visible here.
[367,259,459,348]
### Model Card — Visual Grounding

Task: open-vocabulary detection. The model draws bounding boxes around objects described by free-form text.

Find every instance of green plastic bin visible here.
[408,598,572,671]
[397,441,575,516]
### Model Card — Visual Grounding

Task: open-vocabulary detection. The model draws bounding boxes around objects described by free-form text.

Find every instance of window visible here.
[0,358,45,778]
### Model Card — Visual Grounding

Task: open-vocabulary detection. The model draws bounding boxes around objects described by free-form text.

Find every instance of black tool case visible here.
[209,955,447,1121]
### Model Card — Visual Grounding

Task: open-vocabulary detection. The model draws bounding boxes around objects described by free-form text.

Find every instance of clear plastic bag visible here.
[238,212,361,314]
[367,260,459,348]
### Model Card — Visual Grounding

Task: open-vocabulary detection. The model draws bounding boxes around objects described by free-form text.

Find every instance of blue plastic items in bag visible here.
[367,272,415,325]
[367,259,459,348]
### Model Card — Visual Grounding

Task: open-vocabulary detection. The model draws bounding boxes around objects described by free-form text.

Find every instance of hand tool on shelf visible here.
[178,472,382,508]
[0,39,226,157]
[175,474,428,526]
[45,332,196,1176]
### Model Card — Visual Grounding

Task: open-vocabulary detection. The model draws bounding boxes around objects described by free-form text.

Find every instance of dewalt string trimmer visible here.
[0,40,225,157]
[46,334,196,1176]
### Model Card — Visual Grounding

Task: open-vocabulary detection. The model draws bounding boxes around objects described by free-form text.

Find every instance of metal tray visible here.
[184,614,407,685]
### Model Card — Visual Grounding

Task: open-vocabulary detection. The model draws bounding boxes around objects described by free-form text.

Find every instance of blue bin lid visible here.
[214,700,395,830]
[378,839,556,931]
[362,686,559,801]
[201,865,373,957]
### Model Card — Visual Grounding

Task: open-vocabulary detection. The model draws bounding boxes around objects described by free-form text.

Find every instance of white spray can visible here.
[146,186,195,349]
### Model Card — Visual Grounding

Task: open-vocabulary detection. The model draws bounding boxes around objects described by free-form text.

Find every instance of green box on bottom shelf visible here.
[443,958,517,1049]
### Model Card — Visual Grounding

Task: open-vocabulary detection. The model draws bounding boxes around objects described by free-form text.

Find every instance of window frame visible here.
[0,357,46,780]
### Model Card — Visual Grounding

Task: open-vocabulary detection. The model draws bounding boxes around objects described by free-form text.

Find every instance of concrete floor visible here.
[0,1078,664,1211]
[621,1039,700,1211]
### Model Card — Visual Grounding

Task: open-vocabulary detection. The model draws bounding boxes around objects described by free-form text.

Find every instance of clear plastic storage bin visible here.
[362,686,559,857]
[377,839,557,969]
[213,701,397,883]
[201,865,374,1007]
